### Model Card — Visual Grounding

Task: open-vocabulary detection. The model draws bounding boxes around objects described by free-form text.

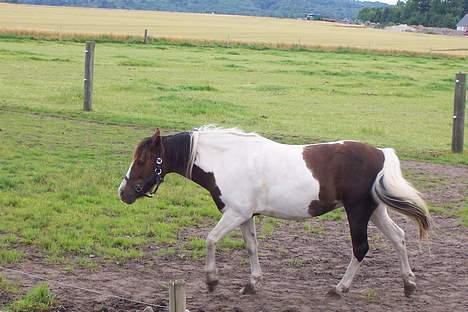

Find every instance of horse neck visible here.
[162,132,192,177]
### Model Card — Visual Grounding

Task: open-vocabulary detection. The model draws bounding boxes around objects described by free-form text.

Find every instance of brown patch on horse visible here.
[302,141,384,217]
[191,165,225,212]
[308,200,340,217]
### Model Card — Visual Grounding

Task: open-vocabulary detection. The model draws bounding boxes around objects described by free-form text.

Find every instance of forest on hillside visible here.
[4,0,386,19]
[358,0,468,28]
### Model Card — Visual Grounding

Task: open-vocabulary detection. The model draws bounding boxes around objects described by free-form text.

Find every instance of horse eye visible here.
[135,160,144,166]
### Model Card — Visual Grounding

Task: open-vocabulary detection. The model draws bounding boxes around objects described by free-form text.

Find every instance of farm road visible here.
[1,161,467,312]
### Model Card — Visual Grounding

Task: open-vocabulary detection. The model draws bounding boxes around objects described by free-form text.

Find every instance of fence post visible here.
[452,72,466,153]
[144,29,149,44]
[83,41,95,111]
[169,280,186,312]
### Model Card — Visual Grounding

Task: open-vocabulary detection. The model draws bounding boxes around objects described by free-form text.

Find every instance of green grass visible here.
[0,39,466,164]
[287,257,306,267]
[303,222,325,235]
[458,203,468,227]
[0,274,19,294]
[0,112,220,261]
[7,283,55,312]
[0,38,466,264]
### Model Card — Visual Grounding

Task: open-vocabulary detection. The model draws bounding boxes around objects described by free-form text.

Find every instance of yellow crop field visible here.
[1,3,468,56]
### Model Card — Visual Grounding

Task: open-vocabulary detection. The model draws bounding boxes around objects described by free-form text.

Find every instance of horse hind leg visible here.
[371,204,416,297]
[329,198,375,297]
[239,217,263,294]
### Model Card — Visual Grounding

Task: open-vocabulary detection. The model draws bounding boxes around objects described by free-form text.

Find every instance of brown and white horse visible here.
[118,126,430,297]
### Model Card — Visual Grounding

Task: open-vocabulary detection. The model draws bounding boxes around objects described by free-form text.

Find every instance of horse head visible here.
[118,129,165,204]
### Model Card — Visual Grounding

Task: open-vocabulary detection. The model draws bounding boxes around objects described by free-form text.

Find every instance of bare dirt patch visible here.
[1,161,467,312]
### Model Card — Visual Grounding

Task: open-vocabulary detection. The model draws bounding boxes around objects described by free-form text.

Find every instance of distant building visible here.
[456,14,468,31]
[304,13,321,21]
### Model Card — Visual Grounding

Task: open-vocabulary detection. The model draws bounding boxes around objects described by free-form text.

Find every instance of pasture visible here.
[0,36,467,310]
[2,3,468,56]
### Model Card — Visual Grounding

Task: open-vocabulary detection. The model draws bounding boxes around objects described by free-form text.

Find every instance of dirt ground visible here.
[1,160,467,312]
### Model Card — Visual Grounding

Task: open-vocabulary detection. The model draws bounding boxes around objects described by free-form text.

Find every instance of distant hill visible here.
[4,0,388,19]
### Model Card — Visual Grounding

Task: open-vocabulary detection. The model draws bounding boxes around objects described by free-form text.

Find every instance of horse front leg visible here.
[205,209,247,292]
[239,217,263,294]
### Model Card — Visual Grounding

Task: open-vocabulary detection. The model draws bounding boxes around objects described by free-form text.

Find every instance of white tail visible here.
[372,148,431,239]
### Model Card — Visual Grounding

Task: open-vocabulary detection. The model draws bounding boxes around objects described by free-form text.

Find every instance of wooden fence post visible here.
[83,41,95,111]
[452,72,466,153]
[144,29,149,44]
[169,280,186,312]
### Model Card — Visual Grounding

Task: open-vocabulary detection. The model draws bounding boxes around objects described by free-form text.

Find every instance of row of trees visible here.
[358,0,468,28]
[6,0,386,19]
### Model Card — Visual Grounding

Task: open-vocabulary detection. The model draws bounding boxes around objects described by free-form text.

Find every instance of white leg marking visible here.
[205,209,247,291]
[335,255,362,293]
[371,204,416,296]
[239,217,263,294]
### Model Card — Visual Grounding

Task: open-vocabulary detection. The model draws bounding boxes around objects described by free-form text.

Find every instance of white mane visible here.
[194,125,259,137]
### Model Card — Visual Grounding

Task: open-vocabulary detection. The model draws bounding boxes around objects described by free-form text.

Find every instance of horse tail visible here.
[372,148,431,239]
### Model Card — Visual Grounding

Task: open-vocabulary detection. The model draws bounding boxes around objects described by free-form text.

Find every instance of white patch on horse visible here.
[193,129,320,220]
[371,204,416,293]
[186,131,200,179]
[309,140,358,146]
[335,256,361,293]
[118,161,134,195]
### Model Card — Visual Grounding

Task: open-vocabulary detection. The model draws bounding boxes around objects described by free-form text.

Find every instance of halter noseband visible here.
[124,156,164,198]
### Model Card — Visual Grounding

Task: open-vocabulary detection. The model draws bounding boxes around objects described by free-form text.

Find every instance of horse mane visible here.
[134,126,259,179]
[194,125,259,137]
[133,137,153,161]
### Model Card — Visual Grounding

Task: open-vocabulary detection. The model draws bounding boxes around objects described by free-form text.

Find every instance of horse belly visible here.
[260,183,319,219]
[255,148,320,220]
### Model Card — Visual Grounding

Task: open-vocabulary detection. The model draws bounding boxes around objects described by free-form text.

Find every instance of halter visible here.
[124,156,164,198]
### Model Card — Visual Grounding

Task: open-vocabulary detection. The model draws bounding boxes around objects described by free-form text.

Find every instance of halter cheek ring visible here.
[125,154,164,198]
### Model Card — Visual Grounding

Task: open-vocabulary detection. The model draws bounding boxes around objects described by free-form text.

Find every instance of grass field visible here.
[1,38,466,163]
[1,3,468,56]
[0,33,467,269]
[0,111,222,264]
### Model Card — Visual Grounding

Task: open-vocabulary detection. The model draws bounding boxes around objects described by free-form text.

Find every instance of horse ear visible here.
[151,128,161,145]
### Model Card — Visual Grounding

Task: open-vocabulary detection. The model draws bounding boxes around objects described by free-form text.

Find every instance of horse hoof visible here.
[404,280,416,297]
[326,287,342,299]
[207,279,219,292]
[239,283,256,295]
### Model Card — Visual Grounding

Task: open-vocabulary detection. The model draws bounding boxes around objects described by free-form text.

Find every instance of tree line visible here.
[358,0,468,28]
[5,0,386,20]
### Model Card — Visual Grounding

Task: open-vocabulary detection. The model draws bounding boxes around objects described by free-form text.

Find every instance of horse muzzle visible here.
[119,190,137,205]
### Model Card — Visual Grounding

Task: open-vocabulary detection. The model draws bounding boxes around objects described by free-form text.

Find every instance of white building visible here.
[456,14,468,31]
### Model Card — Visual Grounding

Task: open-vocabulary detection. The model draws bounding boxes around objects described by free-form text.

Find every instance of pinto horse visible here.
[118,126,430,297]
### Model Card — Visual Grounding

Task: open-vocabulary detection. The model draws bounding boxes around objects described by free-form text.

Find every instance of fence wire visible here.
[0,265,167,310]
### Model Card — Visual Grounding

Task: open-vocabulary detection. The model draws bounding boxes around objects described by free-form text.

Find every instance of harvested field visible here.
[1,3,468,56]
